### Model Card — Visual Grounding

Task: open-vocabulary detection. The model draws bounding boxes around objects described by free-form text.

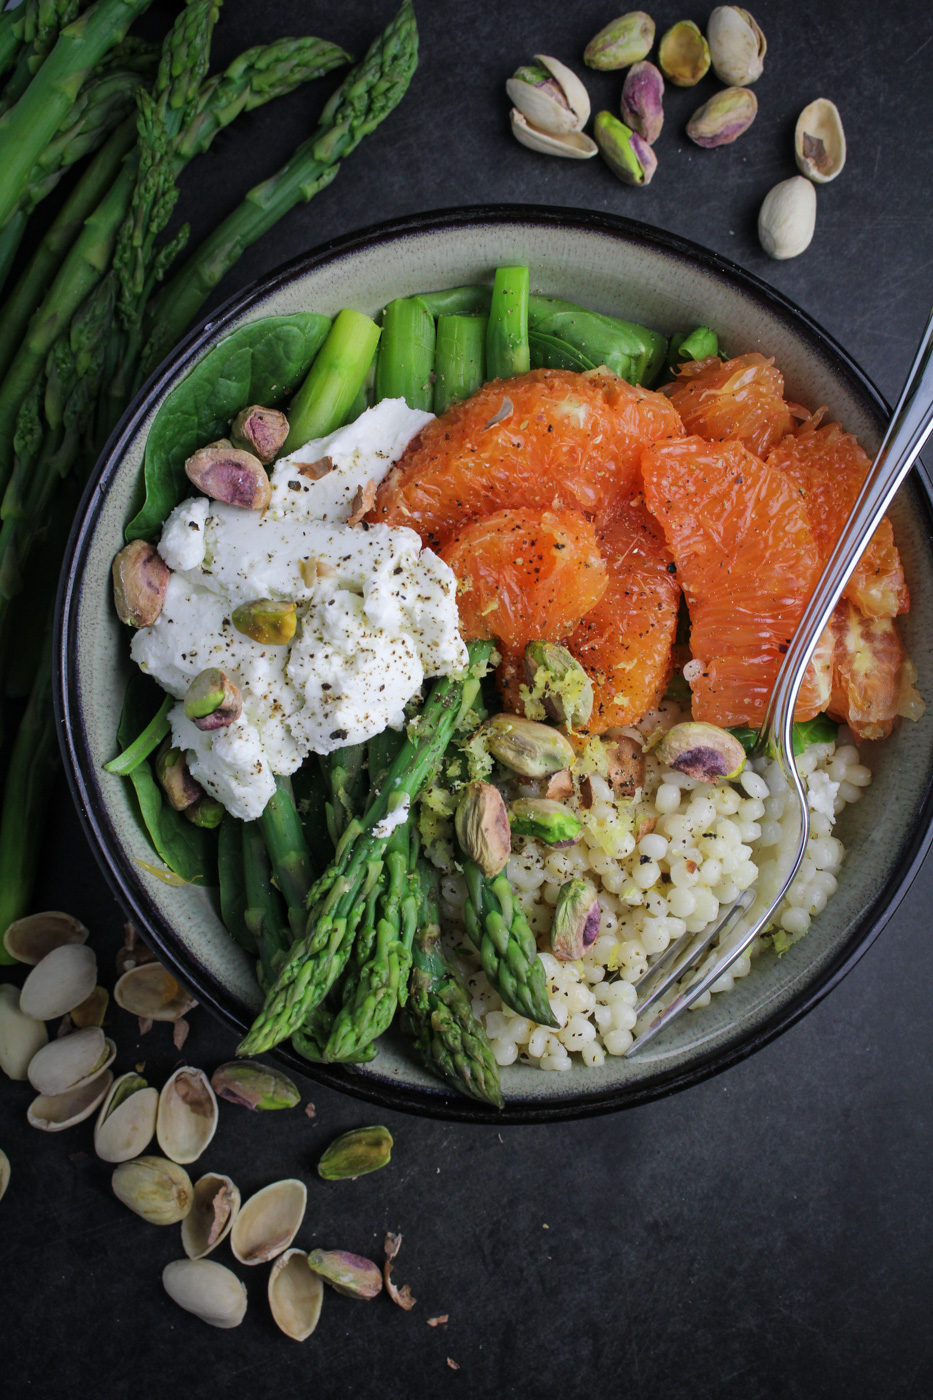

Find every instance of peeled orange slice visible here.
[665,353,795,458]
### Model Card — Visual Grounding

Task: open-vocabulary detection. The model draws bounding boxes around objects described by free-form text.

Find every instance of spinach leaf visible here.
[730,715,839,759]
[529,330,598,373]
[126,312,331,542]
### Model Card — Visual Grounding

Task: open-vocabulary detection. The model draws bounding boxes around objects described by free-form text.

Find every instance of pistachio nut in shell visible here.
[156,1066,219,1165]
[551,879,601,961]
[181,1173,241,1259]
[686,86,757,148]
[0,1148,9,1202]
[112,1154,193,1224]
[510,109,598,160]
[154,743,203,811]
[657,20,710,86]
[230,405,289,464]
[523,641,593,729]
[70,985,109,1028]
[184,668,242,731]
[184,444,271,510]
[794,98,846,183]
[656,721,746,781]
[454,781,511,877]
[758,175,816,260]
[112,539,170,628]
[113,960,197,1022]
[0,983,47,1080]
[479,713,576,778]
[584,11,655,70]
[94,1072,159,1163]
[19,943,97,1021]
[27,1025,115,1096]
[318,1125,393,1180]
[28,1068,113,1132]
[268,1250,323,1341]
[620,60,664,145]
[707,6,766,85]
[232,597,297,646]
[3,910,88,965]
[163,1258,247,1330]
[509,798,582,848]
[308,1248,383,1300]
[210,1060,301,1111]
[506,54,590,136]
[231,1178,307,1265]
[595,111,657,186]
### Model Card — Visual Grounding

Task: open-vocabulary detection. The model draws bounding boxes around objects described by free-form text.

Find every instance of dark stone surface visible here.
[3,2,933,1396]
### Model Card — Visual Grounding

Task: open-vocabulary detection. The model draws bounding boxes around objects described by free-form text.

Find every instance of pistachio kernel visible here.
[231,598,297,646]
[230,405,289,464]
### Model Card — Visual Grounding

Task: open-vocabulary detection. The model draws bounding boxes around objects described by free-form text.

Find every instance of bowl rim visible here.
[54,202,933,1124]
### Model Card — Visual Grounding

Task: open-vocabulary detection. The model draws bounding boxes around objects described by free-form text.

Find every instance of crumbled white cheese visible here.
[372,794,411,839]
[131,400,466,821]
[807,769,839,818]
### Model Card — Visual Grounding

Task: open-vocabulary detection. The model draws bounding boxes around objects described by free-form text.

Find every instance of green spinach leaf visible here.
[730,714,839,759]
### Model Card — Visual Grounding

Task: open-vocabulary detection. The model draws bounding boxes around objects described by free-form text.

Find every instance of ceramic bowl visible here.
[55,206,933,1122]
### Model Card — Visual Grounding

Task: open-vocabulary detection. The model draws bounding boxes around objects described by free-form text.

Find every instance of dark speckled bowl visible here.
[55,206,933,1123]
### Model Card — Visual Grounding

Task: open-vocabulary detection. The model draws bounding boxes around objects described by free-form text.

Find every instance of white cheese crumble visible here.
[131,400,466,820]
[372,794,411,839]
[807,769,839,818]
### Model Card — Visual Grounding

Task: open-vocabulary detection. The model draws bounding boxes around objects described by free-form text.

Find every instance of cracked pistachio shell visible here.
[506,54,590,135]
[181,1173,241,1259]
[3,911,88,966]
[480,713,576,778]
[71,985,109,1028]
[269,1250,323,1341]
[707,6,766,85]
[657,721,746,781]
[551,878,601,961]
[230,405,289,464]
[686,86,757,148]
[112,539,170,628]
[794,98,846,183]
[28,1069,113,1132]
[94,1072,159,1163]
[184,668,243,731]
[509,798,582,848]
[155,743,202,811]
[620,60,665,144]
[232,598,297,646]
[27,1025,115,1096]
[454,781,511,877]
[184,444,272,510]
[163,1258,247,1329]
[20,943,97,1021]
[595,111,658,186]
[231,1179,307,1264]
[113,961,197,1021]
[658,21,710,86]
[510,108,598,159]
[157,1066,219,1165]
[0,983,47,1080]
[584,11,655,70]
[523,641,594,728]
[113,1154,193,1223]
[0,1148,8,1202]
[210,1060,301,1111]
[318,1125,393,1180]
[758,175,817,260]
[308,1248,383,1300]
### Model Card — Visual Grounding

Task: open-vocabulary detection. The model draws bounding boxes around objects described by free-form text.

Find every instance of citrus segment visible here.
[665,353,795,458]
[827,600,924,741]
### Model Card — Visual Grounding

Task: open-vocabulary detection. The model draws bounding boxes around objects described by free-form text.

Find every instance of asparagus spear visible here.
[141,0,419,378]
[0,9,22,89]
[463,861,558,1028]
[237,641,494,1057]
[433,313,486,414]
[0,638,58,944]
[284,309,381,454]
[242,819,290,987]
[218,816,257,956]
[486,265,530,380]
[259,775,315,941]
[375,297,436,411]
[321,742,368,845]
[0,212,26,298]
[402,861,503,1107]
[0,0,83,117]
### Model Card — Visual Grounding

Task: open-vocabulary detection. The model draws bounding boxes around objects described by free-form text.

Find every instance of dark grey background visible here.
[3,2,933,1396]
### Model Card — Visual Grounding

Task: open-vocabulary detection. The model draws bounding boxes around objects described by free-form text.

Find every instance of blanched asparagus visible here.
[375,296,435,411]
[486,265,530,380]
[284,308,381,453]
[433,313,486,415]
[259,775,314,941]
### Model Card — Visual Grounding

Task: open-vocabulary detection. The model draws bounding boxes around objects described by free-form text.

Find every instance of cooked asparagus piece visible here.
[463,861,558,1028]
[486,264,530,380]
[284,309,381,454]
[259,775,315,941]
[375,296,435,411]
[433,313,487,414]
[321,743,368,845]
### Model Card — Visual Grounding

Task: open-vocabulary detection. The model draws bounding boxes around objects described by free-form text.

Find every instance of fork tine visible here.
[632,889,755,1019]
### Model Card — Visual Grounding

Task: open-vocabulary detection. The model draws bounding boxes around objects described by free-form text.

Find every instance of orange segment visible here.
[369,368,682,548]
[827,600,924,741]
[665,353,795,458]
[766,421,909,618]
[641,436,824,727]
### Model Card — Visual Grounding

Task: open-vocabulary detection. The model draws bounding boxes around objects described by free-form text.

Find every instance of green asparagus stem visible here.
[292,1010,377,1065]
[0,0,83,117]
[284,309,381,453]
[141,0,419,378]
[0,211,25,298]
[242,819,290,987]
[321,743,368,845]
[217,816,257,955]
[402,861,503,1107]
[259,775,315,940]
[486,265,530,381]
[0,0,153,229]
[103,694,172,774]
[374,297,436,411]
[0,639,58,946]
[237,640,494,1057]
[0,9,22,88]
[463,861,558,1028]
[433,313,487,414]
[416,285,492,318]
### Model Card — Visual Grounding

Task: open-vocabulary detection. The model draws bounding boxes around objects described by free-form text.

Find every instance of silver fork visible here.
[625,308,933,1058]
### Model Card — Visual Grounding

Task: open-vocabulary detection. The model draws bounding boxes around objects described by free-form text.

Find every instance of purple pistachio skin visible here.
[551,879,602,961]
[112,539,170,628]
[621,61,665,144]
[307,1249,383,1299]
[686,86,758,147]
[629,130,658,182]
[184,445,272,510]
[230,406,289,464]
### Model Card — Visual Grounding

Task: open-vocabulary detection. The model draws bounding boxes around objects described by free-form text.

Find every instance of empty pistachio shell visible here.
[454,781,511,877]
[318,1125,393,1180]
[707,6,766,85]
[112,539,170,628]
[113,961,197,1022]
[27,1025,115,1096]
[658,20,710,86]
[523,641,594,728]
[551,879,601,961]
[584,11,655,70]
[154,743,203,811]
[0,983,47,1080]
[479,713,576,778]
[184,444,271,510]
[157,1067,219,1165]
[230,405,289,464]
[210,1061,300,1111]
[0,1148,9,1202]
[181,1173,241,1259]
[686,86,757,148]
[231,1179,307,1264]
[71,985,109,1028]
[94,1072,159,1163]
[184,668,242,731]
[794,98,846,183]
[595,111,658,186]
[28,1068,113,1132]
[509,798,582,848]
[268,1250,323,1341]
[758,175,817,260]
[506,54,590,135]
[656,721,746,781]
[620,60,665,145]
[3,911,88,965]
[307,1248,383,1299]
[112,1154,193,1223]
[232,598,297,646]
[20,943,97,1021]
[509,108,598,160]
[163,1258,247,1329]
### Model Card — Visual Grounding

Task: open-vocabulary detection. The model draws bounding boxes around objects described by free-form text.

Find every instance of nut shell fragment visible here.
[157,1066,219,1165]
[794,98,846,183]
[268,1249,323,1341]
[112,540,170,628]
[28,1068,113,1132]
[506,54,591,135]
[231,1178,307,1265]
[0,1148,9,1202]
[3,911,88,965]
[71,985,109,1028]
[113,961,197,1022]
[112,1154,193,1223]
[163,1258,247,1329]
[181,1173,241,1259]
[0,983,47,1080]
[509,109,598,160]
[658,20,710,86]
[20,943,97,1021]
[184,444,272,510]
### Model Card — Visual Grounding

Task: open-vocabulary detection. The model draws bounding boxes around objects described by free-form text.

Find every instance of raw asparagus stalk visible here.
[375,297,436,411]
[402,861,503,1107]
[0,0,83,117]
[284,309,381,454]
[0,639,58,945]
[463,860,558,1028]
[0,9,22,89]
[0,212,26,298]
[259,775,314,940]
[433,313,487,414]
[486,265,530,380]
[237,640,494,1057]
